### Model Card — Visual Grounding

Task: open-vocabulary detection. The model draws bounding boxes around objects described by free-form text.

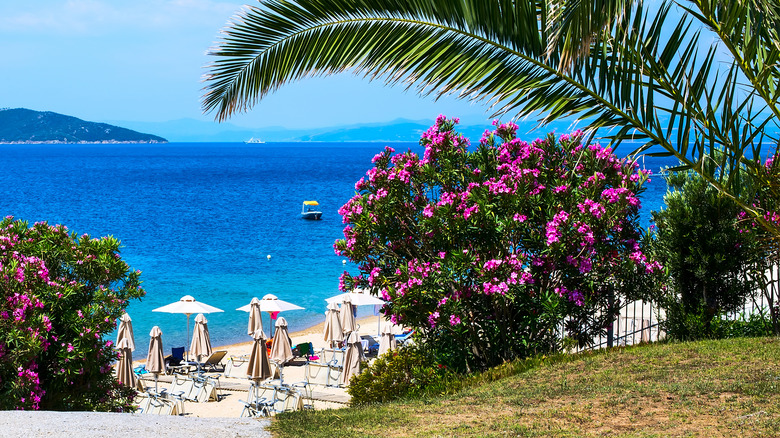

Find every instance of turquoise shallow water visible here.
[0,141,675,359]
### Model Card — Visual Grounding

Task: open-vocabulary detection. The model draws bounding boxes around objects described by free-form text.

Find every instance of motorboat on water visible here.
[244,137,265,144]
[301,200,322,220]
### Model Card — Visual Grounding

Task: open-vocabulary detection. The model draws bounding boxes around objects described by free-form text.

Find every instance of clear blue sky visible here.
[1,1,493,129]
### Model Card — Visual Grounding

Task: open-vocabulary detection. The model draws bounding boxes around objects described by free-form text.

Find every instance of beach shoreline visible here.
[133,314,381,365]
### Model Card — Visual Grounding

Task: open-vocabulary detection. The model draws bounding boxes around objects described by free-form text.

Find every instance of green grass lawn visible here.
[270,337,780,437]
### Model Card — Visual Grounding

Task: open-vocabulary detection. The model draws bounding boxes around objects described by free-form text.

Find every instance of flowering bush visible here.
[335,116,660,372]
[0,217,144,410]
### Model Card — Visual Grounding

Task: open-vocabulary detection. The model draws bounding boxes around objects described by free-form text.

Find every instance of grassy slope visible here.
[271,337,780,437]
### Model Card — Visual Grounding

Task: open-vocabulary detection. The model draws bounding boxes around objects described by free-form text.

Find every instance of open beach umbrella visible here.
[340,331,364,386]
[325,290,386,306]
[153,295,223,362]
[189,313,212,370]
[270,317,294,386]
[116,313,135,352]
[339,295,357,336]
[323,302,342,348]
[237,294,304,336]
[327,290,385,335]
[378,321,397,356]
[247,328,273,382]
[115,337,137,389]
[146,326,165,393]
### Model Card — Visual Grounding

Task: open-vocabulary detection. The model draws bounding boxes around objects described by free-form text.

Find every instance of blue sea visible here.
[0,141,676,359]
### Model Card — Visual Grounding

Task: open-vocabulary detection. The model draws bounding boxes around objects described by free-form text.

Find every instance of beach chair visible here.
[198,350,228,372]
[317,348,346,367]
[270,386,303,415]
[304,362,331,387]
[293,342,314,360]
[190,374,219,403]
[395,330,415,346]
[160,374,194,412]
[164,347,186,374]
[239,383,276,417]
[224,356,249,379]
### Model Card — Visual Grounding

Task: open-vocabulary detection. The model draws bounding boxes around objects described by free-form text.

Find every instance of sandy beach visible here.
[133,315,383,418]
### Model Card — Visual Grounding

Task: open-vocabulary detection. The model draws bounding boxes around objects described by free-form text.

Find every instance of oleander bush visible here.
[0,217,145,410]
[335,116,662,372]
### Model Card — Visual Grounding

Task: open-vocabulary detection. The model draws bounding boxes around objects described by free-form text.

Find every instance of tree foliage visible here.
[649,170,766,339]
[0,218,144,410]
[202,0,780,238]
[334,117,660,371]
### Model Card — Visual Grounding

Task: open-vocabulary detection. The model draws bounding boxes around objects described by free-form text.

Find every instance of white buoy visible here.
[342,260,346,264]
[267,255,271,260]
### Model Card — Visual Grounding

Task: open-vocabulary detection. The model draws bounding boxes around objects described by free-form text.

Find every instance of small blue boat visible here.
[301,200,322,220]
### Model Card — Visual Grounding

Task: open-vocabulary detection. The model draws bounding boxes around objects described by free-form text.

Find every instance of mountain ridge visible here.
[0,108,167,143]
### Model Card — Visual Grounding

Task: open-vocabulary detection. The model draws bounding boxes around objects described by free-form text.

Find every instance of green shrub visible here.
[649,170,766,340]
[347,345,459,405]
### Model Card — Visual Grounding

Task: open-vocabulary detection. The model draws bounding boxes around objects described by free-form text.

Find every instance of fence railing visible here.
[578,263,779,352]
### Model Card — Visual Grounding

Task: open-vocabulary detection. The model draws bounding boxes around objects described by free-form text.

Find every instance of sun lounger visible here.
[135,392,179,415]
[239,384,276,417]
[316,348,346,367]
[395,330,415,346]
[224,356,249,378]
[270,386,302,415]
[198,350,228,372]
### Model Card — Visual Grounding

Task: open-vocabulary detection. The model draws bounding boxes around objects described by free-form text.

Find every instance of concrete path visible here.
[0,411,270,438]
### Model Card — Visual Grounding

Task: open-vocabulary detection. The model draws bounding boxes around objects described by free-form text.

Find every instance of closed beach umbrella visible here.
[270,317,294,366]
[146,326,165,392]
[247,328,272,382]
[153,295,223,362]
[339,296,357,336]
[340,331,364,386]
[190,313,212,365]
[116,313,135,352]
[323,302,342,347]
[270,317,294,385]
[378,322,397,356]
[115,337,136,388]
[239,297,264,336]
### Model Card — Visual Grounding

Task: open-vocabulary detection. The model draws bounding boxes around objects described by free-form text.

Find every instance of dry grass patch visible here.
[271,337,780,437]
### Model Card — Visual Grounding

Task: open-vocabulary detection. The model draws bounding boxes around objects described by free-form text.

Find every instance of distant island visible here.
[0,108,167,144]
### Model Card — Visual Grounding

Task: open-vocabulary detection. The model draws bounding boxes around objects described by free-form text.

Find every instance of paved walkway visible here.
[0,411,270,438]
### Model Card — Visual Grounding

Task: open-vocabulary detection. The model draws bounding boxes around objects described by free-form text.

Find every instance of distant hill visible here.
[0,108,167,143]
[109,116,594,143]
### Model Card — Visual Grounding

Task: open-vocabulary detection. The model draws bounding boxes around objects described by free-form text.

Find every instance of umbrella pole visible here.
[185,313,191,363]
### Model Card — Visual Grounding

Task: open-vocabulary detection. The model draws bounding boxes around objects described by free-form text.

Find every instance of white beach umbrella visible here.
[237,294,304,336]
[325,291,385,306]
[153,295,223,362]
[116,312,135,352]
